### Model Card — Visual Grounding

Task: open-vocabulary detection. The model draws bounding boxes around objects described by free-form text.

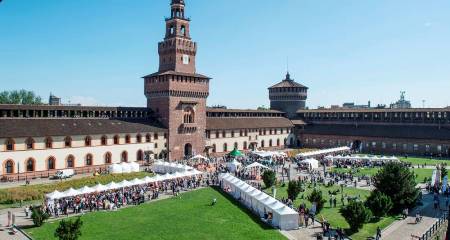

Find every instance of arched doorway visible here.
[184,143,192,158]
[352,140,362,152]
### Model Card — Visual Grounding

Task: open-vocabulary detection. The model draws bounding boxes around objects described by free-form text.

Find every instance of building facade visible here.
[295,108,450,156]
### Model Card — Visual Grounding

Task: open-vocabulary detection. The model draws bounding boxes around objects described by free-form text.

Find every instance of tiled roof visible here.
[206,117,294,130]
[269,72,307,89]
[0,119,167,138]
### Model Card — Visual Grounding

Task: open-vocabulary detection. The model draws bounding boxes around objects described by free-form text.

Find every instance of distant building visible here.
[390,91,411,109]
[48,94,61,106]
[342,101,371,109]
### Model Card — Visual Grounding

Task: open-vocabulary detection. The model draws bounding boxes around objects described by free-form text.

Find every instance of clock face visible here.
[182,55,189,65]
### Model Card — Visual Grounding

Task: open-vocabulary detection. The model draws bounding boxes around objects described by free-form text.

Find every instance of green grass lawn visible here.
[26,188,286,240]
[399,156,450,166]
[330,167,434,184]
[268,184,395,240]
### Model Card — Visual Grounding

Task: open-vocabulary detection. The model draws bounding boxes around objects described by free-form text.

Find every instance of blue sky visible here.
[0,0,449,109]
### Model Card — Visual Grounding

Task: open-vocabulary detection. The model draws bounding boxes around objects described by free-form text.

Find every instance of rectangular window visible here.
[414,144,419,151]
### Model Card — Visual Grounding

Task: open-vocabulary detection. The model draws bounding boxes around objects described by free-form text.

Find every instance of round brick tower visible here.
[269,72,308,118]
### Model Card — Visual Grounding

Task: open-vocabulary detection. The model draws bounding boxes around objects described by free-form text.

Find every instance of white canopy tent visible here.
[108,162,141,174]
[245,162,270,170]
[301,158,319,169]
[219,173,299,230]
[227,159,242,172]
[324,155,399,163]
[46,163,203,201]
[297,146,351,159]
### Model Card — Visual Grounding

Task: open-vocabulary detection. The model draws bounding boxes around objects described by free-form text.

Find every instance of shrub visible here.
[31,206,49,227]
[262,170,276,189]
[287,180,302,200]
[55,217,83,240]
[365,190,393,218]
[307,188,326,214]
[340,200,372,232]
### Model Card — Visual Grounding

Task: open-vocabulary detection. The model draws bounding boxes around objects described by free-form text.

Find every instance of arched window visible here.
[26,158,35,172]
[25,138,35,150]
[67,155,75,168]
[85,154,93,166]
[243,141,248,150]
[222,131,226,138]
[137,150,144,161]
[136,134,142,143]
[180,25,186,36]
[170,26,175,35]
[4,160,14,174]
[269,139,273,147]
[114,135,120,144]
[64,136,72,147]
[85,136,92,147]
[47,157,56,170]
[125,135,131,144]
[212,144,216,153]
[215,131,219,138]
[240,130,243,137]
[234,142,238,150]
[261,140,265,148]
[223,143,228,152]
[277,139,280,147]
[101,135,108,146]
[231,131,235,138]
[145,134,151,143]
[154,133,159,140]
[183,107,195,123]
[104,152,112,164]
[5,138,15,151]
[45,137,53,149]
[121,151,128,162]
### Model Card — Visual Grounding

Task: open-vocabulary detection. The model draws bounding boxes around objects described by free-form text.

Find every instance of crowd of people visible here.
[42,174,216,219]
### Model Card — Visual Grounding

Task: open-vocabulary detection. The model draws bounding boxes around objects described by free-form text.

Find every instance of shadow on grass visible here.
[210,186,276,231]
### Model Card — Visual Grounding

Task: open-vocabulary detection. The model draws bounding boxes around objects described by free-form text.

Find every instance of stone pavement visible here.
[281,221,323,240]
[380,192,447,240]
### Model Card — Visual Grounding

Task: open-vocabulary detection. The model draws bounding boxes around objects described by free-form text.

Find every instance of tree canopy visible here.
[372,162,419,212]
[0,90,43,105]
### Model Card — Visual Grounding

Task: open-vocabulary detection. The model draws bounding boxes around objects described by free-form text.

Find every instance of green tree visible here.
[31,206,50,227]
[365,190,393,218]
[0,90,42,104]
[307,188,327,213]
[372,162,419,212]
[340,200,372,232]
[55,217,83,240]
[287,180,303,200]
[262,170,276,189]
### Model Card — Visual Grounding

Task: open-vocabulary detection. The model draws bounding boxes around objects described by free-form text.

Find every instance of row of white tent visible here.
[219,173,299,230]
[297,147,350,158]
[108,162,140,174]
[46,169,202,200]
[152,161,194,173]
[250,151,288,158]
[297,146,351,158]
[324,155,399,162]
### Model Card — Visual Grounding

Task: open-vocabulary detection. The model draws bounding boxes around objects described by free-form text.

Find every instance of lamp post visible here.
[17,162,20,182]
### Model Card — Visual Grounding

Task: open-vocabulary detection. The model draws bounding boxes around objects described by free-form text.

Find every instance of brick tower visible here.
[269,72,308,118]
[144,0,210,160]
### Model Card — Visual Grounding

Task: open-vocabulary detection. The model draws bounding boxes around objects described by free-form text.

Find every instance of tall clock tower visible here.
[144,0,210,160]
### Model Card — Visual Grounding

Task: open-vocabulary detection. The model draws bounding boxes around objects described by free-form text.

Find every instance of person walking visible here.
[376,226,381,240]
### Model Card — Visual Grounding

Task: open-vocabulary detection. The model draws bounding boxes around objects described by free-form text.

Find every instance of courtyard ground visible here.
[25,187,286,240]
